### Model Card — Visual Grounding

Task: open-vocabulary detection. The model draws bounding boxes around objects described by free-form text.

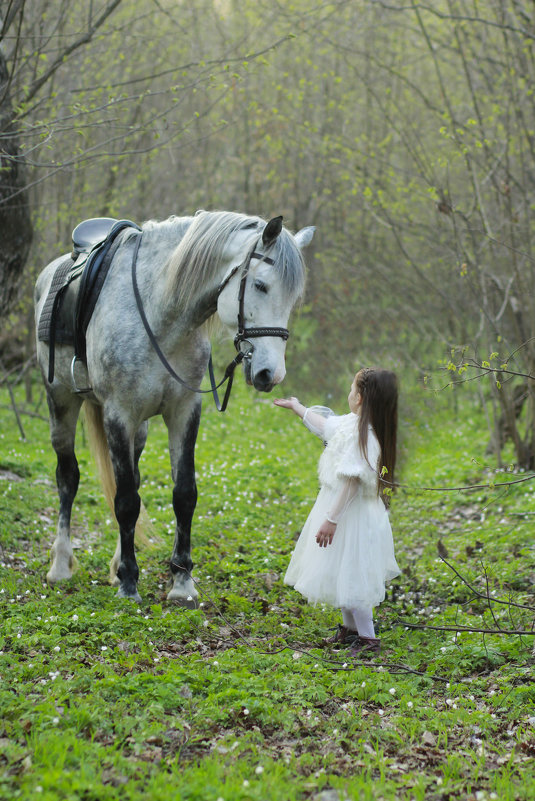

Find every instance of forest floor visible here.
[1,372,535,800]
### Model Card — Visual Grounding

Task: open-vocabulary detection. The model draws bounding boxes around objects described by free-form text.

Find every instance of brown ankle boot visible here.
[322,624,358,647]
[350,636,381,657]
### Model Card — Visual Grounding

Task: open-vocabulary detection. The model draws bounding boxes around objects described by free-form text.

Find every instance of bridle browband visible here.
[131,231,290,412]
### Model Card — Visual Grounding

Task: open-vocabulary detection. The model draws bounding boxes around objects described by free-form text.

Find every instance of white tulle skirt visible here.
[284,484,400,610]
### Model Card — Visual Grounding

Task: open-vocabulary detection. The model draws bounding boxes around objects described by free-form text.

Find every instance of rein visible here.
[131,232,289,412]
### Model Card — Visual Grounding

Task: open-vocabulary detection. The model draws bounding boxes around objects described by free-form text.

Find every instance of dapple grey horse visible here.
[34,210,314,603]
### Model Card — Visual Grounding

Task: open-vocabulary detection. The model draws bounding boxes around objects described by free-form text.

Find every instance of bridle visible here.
[131,232,290,412]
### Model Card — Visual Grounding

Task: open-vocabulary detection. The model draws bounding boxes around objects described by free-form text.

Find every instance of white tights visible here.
[341,606,376,639]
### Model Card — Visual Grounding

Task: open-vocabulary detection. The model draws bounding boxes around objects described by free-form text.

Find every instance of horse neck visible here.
[137,225,223,338]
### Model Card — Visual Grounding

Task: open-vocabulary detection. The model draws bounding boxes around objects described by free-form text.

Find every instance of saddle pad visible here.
[37,256,77,345]
[37,219,141,384]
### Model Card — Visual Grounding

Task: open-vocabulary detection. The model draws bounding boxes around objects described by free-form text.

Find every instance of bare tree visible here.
[0,6,32,319]
[0,0,123,320]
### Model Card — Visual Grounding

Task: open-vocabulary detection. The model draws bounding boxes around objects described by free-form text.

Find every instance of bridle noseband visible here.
[132,233,290,412]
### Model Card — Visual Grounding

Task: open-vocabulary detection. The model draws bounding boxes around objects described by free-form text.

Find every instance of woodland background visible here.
[3,5,535,798]
[2,0,535,465]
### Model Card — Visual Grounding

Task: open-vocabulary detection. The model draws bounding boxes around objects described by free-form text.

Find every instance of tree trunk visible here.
[0,47,32,320]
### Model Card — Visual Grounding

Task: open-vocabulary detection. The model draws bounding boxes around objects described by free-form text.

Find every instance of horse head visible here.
[217,216,314,392]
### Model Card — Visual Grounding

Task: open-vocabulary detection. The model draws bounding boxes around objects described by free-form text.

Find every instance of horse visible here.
[34,210,314,604]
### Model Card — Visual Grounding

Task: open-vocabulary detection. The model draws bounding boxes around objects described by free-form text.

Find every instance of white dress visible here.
[284,412,400,610]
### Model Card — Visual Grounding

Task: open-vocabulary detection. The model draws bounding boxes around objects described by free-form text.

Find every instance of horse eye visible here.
[254,280,268,294]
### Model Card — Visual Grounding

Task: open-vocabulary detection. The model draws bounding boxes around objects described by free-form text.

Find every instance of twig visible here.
[484,565,502,630]
[0,404,48,422]
[0,358,26,441]
[0,354,36,387]
[392,555,535,638]
[192,574,452,681]
[440,556,535,612]
[381,471,535,494]
[396,620,535,636]
[313,656,451,682]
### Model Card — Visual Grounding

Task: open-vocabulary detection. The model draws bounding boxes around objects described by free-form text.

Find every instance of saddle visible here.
[38,217,141,386]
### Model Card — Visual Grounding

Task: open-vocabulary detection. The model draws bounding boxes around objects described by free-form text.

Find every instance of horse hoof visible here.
[117,586,142,603]
[167,575,199,607]
[46,568,72,585]
[47,548,77,584]
[47,557,77,584]
[167,592,199,609]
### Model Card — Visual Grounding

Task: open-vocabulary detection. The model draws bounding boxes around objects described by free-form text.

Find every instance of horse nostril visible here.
[253,368,274,392]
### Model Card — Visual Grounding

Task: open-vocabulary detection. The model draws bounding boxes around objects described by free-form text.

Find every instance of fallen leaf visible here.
[422,730,437,747]
[437,539,449,559]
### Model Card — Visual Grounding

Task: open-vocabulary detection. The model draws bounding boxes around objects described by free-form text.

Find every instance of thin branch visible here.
[397,620,535,636]
[0,404,47,421]
[20,0,123,108]
[440,556,535,613]
[0,358,25,440]
[375,2,535,40]
[69,34,295,93]
[381,471,535,494]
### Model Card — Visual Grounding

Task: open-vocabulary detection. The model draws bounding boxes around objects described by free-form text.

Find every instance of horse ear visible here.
[294,226,315,249]
[262,215,283,247]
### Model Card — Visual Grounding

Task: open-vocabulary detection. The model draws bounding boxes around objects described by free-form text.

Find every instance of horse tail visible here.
[82,402,153,583]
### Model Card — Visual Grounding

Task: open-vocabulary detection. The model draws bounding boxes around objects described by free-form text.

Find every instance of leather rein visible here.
[131,232,289,412]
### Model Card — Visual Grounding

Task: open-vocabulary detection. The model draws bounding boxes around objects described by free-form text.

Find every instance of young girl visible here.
[273,367,400,655]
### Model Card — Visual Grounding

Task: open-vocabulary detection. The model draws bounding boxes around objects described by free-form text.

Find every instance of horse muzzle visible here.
[253,367,276,392]
[236,328,288,393]
[243,353,285,392]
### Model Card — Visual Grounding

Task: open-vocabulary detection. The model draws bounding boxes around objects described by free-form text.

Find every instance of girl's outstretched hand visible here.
[316,520,337,547]
[273,396,299,409]
[273,397,304,415]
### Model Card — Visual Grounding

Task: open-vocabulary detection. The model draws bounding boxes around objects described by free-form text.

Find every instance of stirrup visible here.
[70,356,93,394]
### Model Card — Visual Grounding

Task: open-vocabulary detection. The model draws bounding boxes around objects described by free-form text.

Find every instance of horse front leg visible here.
[46,391,83,584]
[105,415,142,602]
[165,400,201,606]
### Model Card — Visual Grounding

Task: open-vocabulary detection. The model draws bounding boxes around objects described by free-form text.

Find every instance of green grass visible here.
[1,374,535,800]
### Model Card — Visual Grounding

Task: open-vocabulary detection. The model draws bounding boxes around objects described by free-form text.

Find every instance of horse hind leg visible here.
[104,414,143,602]
[109,420,148,587]
[46,391,83,585]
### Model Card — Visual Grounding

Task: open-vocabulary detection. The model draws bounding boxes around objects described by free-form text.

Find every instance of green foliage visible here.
[7,0,535,458]
[2,374,535,799]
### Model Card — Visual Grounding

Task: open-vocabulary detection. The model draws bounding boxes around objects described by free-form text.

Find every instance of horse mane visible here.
[159,210,306,313]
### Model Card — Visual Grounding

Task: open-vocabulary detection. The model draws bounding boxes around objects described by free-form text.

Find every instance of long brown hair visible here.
[355,367,398,504]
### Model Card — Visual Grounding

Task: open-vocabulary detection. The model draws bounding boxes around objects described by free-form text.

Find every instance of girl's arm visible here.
[273,397,328,437]
[316,477,360,547]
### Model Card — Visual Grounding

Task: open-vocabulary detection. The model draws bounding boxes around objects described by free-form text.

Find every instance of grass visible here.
[1,372,535,800]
